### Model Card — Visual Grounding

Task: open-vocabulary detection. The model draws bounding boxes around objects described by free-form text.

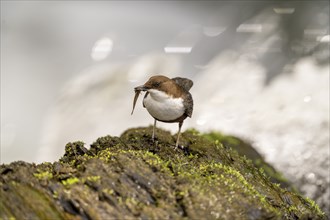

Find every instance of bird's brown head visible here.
[134,75,185,98]
[134,75,170,91]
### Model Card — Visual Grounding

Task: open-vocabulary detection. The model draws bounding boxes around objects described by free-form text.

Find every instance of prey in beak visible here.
[131,85,148,115]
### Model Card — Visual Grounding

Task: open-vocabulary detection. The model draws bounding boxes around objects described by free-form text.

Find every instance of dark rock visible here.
[0,127,326,220]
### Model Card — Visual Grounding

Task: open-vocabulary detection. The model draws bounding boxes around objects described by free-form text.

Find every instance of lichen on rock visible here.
[0,127,326,219]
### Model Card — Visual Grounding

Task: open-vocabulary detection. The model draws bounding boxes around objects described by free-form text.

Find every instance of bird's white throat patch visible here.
[143,89,184,121]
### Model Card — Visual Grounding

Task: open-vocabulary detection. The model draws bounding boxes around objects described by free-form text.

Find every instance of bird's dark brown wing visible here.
[172,77,193,92]
[183,92,193,118]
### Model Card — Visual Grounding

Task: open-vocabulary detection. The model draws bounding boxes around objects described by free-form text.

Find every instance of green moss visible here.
[201,131,294,190]
[61,177,80,186]
[52,191,59,199]
[305,197,325,215]
[33,171,53,180]
[102,188,114,195]
[86,176,101,182]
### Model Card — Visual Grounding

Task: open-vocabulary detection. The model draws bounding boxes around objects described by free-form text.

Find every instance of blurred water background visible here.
[1,1,329,215]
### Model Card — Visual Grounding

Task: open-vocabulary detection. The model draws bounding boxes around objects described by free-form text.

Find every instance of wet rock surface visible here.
[0,127,326,219]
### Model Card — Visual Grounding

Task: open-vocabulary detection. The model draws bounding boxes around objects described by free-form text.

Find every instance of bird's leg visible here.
[175,121,183,149]
[152,119,157,141]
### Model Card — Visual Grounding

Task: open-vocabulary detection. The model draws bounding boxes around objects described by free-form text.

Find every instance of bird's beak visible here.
[134,85,148,91]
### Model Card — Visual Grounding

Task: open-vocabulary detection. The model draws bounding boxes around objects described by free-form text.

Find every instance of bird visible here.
[131,75,193,148]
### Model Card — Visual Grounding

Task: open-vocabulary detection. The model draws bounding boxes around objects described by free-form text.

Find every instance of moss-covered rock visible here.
[0,127,326,219]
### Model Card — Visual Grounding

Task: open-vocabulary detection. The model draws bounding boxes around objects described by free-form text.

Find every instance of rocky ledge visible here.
[0,127,326,219]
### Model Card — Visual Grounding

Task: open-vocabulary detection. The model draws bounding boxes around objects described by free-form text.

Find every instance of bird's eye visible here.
[153,82,161,87]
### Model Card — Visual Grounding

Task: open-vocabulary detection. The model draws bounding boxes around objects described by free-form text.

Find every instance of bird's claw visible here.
[174,144,184,151]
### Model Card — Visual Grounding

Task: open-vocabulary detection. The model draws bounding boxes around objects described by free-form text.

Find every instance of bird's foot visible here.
[151,136,159,147]
[174,144,184,151]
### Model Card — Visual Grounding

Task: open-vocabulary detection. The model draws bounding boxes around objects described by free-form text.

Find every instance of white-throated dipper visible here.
[131,75,193,148]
